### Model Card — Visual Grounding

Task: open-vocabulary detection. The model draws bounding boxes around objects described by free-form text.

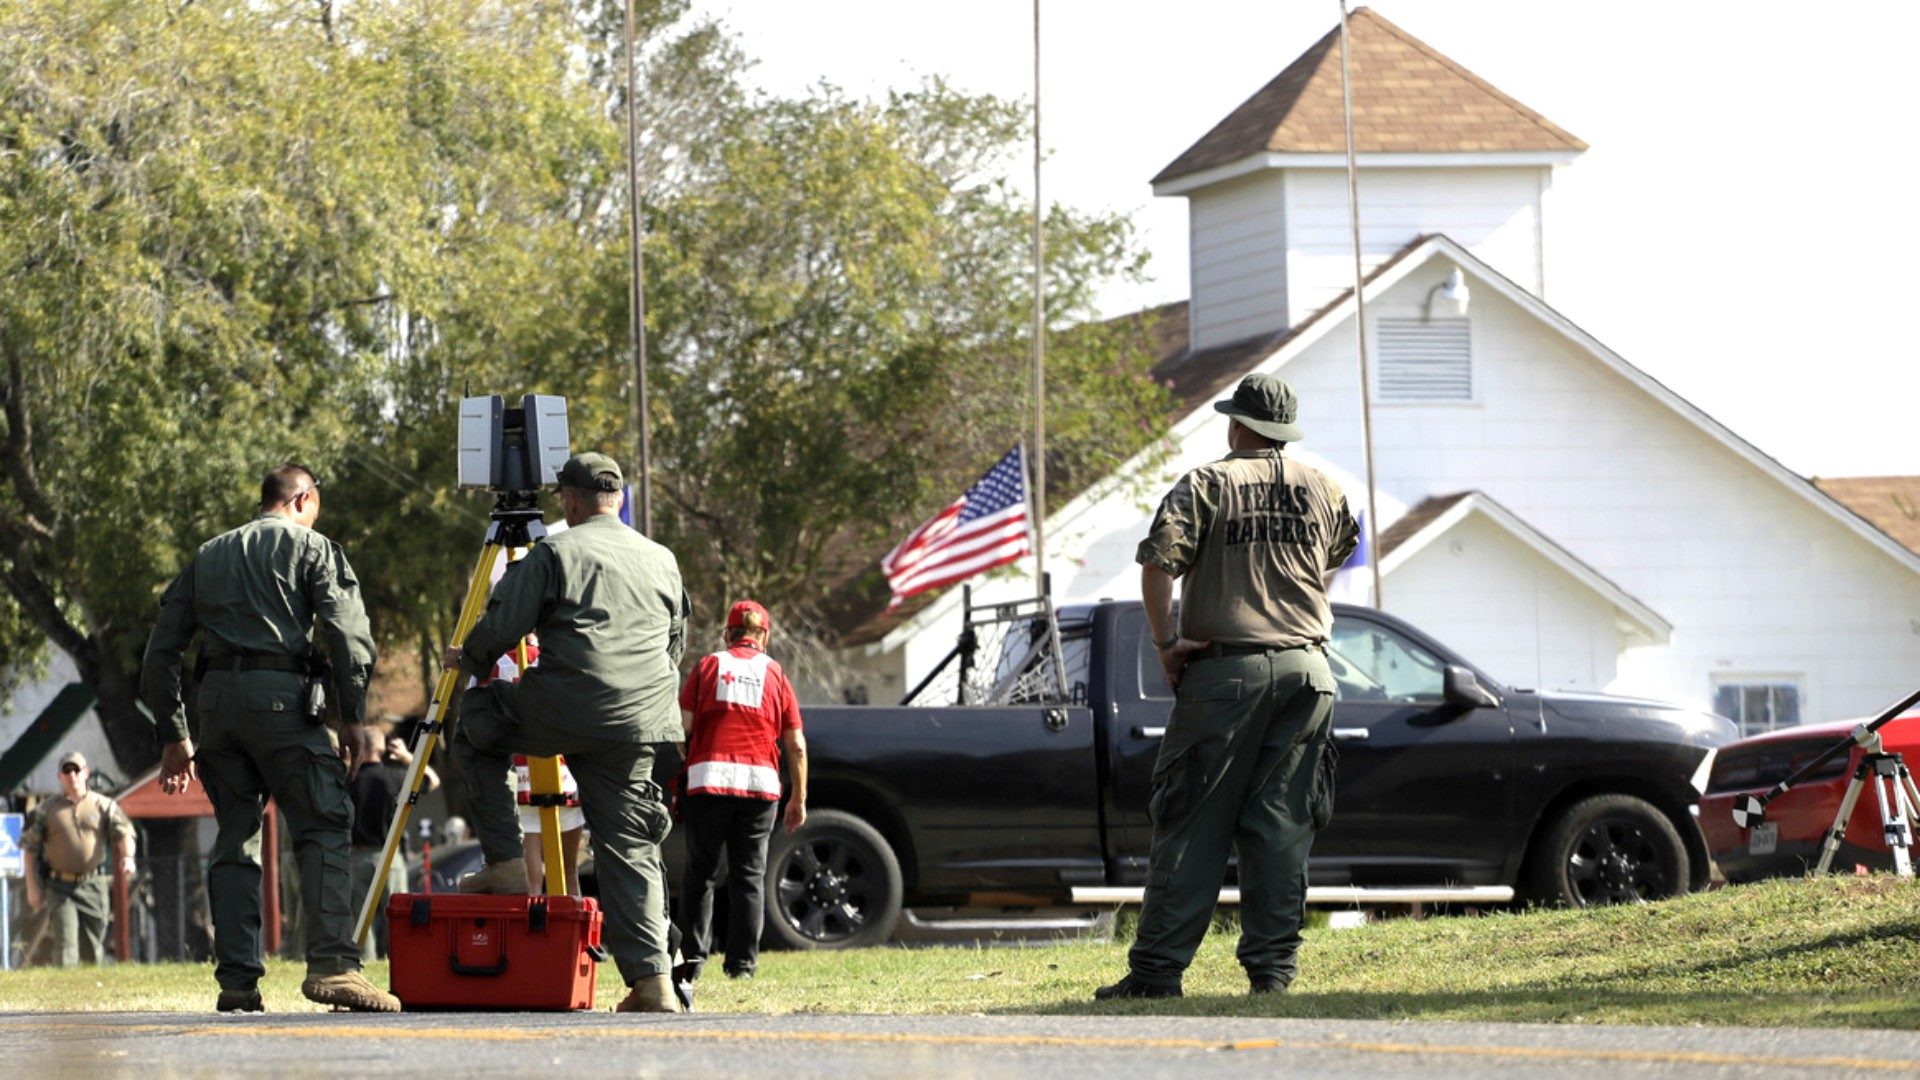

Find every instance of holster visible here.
[302,651,333,724]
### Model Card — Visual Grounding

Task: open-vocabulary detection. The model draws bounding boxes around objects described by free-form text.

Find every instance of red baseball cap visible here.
[726,600,770,630]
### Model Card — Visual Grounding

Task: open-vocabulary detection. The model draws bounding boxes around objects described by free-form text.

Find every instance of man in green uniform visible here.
[141,464,399,1013]
[444,452,691,1014]
[1096,373,1358,1000]
[21,751,136,966]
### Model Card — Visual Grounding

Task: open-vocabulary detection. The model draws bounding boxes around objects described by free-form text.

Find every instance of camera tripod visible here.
[1732,686,1920,879]
[353,491,574,947]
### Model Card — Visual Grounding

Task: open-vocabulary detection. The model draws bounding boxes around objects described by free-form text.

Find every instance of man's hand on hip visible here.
[1157,638,1211,692]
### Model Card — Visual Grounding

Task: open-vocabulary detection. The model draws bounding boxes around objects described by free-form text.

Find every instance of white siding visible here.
[1188,171,1288,350]
[869,255,1920,728]
[0,650,120,795]
[1282,167,1544,327]
[1276,264,1920,722]
[1387,512,1624,691]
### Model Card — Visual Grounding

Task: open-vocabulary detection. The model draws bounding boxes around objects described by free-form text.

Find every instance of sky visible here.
[684,1,1920,479]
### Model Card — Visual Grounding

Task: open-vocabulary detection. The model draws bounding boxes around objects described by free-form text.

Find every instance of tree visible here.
[0,0,737,770]
[642,84,1171,635]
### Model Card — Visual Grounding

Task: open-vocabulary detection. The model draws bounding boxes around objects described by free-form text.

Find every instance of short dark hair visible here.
[260,464,318,509]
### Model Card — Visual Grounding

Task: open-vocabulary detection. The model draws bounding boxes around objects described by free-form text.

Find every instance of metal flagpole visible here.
[622,0,653,536]
[1338,0,1385,609]
[1030,0,1047,596]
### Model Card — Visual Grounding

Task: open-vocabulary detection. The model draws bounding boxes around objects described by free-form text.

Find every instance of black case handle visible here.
[448,954,509,978]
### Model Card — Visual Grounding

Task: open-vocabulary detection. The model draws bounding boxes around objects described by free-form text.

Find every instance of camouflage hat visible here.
[556,452,623,493]
[1213,372,1304,442]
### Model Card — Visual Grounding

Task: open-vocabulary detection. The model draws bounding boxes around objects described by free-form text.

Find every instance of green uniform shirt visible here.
[140,513,377,742]
[458,514,689,743]
[1136,449,1359,647]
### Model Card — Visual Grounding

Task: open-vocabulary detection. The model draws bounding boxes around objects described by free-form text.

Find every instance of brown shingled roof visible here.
[1155,7,1586,187]
[1814,477,1920,558]
[1374,492,1472,558]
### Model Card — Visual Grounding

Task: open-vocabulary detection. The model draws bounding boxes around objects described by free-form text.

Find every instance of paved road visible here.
[4,1011,1918,1077]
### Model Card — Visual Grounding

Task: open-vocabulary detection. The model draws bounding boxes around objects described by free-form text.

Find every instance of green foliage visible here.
[0,0,1166,753]
[0,0,737,759]
[645,82,1168,621]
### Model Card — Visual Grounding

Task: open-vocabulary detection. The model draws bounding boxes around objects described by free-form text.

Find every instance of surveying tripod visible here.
[353,491,572,946]
[1732,686,1920,879]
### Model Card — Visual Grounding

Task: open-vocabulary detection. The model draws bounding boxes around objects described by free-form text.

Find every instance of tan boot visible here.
[458,857,531,895]
[614,974,682,1014]
[301,971,401,1013]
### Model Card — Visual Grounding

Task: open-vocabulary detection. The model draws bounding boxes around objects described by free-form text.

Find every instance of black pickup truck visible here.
[752,601,1736,949]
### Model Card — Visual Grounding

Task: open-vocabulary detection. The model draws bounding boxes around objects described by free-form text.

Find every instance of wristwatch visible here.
[1154,633,1180,650]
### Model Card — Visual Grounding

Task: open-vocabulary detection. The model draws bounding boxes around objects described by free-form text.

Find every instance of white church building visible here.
[830,8,1920,735]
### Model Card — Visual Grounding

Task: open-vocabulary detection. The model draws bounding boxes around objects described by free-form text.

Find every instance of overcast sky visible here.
[685,1,1919,479]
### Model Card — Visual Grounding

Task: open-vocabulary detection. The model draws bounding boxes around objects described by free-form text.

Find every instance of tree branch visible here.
[0,349,58,536]
[0,547,92,665]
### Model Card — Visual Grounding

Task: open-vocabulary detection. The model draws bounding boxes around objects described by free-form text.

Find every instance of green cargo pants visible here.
[454,682,674,985]
[1128,646,1335,988]
[196,670,361,991]
[44,875,110,966]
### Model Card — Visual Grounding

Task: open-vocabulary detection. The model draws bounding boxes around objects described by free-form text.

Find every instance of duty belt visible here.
[1197,641,1325,660]
[198,654,308,676]
[45,867,106,883]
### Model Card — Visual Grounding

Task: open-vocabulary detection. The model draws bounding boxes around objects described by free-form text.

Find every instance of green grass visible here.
[5,876,1917,1027]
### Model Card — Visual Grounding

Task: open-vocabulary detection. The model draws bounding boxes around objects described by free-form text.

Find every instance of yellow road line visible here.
[13,1021,1920,1072]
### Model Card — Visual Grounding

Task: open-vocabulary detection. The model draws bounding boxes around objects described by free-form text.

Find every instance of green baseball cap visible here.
[557,452,623,492]
[1213,373,1304,442]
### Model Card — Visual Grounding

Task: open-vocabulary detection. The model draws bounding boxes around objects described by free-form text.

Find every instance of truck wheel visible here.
[764,810,903,950]
[1528,794,1689,907]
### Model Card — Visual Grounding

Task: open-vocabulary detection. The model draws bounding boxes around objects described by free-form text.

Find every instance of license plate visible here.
[1750,821,1778,856]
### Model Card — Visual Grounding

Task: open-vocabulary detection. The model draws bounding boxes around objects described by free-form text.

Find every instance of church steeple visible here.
[1156,8,1585,349]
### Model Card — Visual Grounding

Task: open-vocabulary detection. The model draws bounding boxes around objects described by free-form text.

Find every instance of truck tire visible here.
[763,810,904,950]
[1528,794,1690,907]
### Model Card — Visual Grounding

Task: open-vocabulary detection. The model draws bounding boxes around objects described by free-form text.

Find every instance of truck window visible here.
[1138,629,1174,701]
[1328,619,1446,703]
[996,617,1093,705]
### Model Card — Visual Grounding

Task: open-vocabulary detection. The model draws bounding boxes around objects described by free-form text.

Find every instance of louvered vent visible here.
[1378,318,1472,402]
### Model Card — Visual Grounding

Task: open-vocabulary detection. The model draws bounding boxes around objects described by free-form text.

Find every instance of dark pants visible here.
[197,670,360,991]
[44,875,110,966]
[1128,647,1335,988]
[453,681,674,985]
[676,793,777,977]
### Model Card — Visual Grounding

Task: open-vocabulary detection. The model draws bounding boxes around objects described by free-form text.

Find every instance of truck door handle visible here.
[1131,726,1166,739]
[1333,728,1370,741]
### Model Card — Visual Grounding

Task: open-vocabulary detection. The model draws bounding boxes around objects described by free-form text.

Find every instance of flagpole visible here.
[1339,0,1385,609]
[1029,0,1047,599]
[622,0,652,536]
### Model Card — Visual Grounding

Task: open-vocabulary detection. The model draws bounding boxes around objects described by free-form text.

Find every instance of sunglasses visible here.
[60,764,82,775]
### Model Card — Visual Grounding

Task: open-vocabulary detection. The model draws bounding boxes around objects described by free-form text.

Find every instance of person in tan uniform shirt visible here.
[21,751,135,966]
[1096,372,1358,1002]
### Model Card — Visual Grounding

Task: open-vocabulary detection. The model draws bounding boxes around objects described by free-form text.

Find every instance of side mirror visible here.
[1443,665,1500,710]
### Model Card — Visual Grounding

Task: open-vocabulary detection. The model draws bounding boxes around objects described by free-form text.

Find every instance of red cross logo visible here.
[721,672,736,685]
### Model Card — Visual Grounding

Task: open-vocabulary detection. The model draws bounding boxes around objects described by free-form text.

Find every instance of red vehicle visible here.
[1699,711,1920,882]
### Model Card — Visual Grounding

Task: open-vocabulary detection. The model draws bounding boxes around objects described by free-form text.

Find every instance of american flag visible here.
[883,446,1033,609]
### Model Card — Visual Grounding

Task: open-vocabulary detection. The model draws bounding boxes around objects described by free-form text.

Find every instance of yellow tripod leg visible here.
[525,755,568,895]
[353,541,505,947]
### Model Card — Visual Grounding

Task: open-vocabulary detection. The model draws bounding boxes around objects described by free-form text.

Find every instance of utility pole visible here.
[622,0,652,535]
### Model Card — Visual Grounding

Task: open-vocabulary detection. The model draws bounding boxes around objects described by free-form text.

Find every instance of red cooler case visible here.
[386,893,605,1011]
